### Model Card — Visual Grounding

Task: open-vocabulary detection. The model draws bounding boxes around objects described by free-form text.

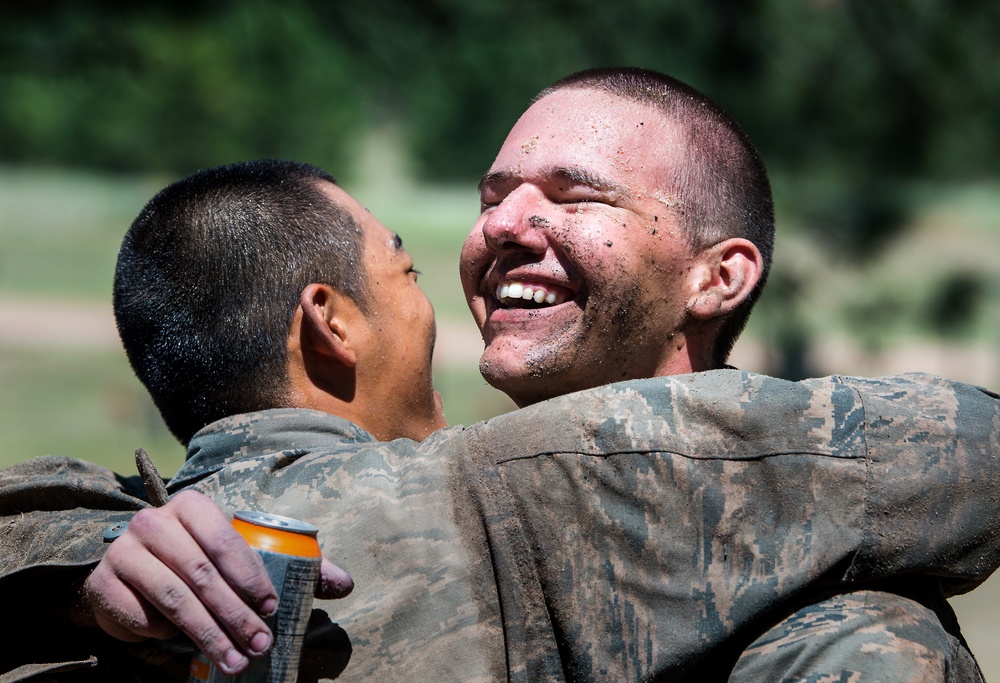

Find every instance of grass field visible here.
[1,166,998,677]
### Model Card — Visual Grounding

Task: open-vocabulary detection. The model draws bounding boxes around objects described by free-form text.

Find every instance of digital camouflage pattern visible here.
[730,590,983,682]
[1,370,998,681]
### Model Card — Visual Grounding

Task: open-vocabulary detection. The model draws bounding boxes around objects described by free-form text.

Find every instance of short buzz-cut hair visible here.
[114,159,369,444]
[538,67,775,366]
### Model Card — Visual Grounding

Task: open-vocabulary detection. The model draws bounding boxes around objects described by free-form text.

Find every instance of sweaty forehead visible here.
[490,88,684,188]
[363,220,403,253]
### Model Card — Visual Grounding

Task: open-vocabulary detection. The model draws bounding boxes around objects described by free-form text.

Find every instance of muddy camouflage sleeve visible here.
[723,374,992,683]
[0,457,147,680]
[0,456,145,576]
[459,371,999,680]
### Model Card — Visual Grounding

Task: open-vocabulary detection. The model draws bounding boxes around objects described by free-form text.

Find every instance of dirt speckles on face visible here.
[613,148,635,173]
[529,215,552,231]
[520,135,540,155]
[652,190,681,210]
[462,88,703,404]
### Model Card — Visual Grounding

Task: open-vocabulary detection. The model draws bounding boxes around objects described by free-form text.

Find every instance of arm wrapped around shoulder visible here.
[835,372,1000,595]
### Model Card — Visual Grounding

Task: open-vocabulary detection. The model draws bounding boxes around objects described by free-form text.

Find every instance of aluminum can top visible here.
[232,511,321,558]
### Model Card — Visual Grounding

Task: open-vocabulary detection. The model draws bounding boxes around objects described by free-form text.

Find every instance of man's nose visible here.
[481,188,549,255]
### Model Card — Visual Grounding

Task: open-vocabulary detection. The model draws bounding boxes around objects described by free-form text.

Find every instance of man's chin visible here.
[478,351,566,408]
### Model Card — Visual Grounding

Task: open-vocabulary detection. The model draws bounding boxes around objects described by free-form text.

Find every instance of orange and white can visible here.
[188,511,322,683]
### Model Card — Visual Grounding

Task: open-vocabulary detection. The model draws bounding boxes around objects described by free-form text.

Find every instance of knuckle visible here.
[152,583,188,617]
[172,489,206,508]
[127,507,164,537]
[217,604,258,639]
[213,534,274,596]
[214,529,251,555]
[85,564,110,592]
[186,557,221,592]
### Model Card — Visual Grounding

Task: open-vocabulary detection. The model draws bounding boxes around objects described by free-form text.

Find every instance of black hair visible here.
[114,159,368,443]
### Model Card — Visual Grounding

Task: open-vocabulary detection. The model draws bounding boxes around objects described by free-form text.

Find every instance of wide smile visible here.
[493,280,572,310]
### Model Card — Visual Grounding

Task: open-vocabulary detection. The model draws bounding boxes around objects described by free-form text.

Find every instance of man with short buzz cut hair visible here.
[463,66,773,406]
[116,159,372,443]
[534,67,776,366]
[2,69,999,683]
[464,65,991,679]
[116,158,444,447]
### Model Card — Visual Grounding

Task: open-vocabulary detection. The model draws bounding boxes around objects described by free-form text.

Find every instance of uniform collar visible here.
[168,408,375,491]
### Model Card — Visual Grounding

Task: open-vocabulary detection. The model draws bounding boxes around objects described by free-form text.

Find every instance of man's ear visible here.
[687,238,763,320]
[298,283,358,369]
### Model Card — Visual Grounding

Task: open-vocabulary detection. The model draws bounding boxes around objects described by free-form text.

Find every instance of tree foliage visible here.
[1,0,998,255]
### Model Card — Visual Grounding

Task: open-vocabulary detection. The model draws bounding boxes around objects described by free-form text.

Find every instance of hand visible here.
[83,490,353,676]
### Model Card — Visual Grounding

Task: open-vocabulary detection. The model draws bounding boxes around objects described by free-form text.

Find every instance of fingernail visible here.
[221,649,248,674]
[249,630,272,656]
[260,597,278,617]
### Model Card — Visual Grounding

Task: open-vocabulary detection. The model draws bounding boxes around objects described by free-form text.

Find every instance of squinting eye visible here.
[409,268,421,280]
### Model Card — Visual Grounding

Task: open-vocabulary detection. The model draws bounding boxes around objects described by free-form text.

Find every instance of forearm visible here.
[1,508,129,583]
[462,370,1000,680]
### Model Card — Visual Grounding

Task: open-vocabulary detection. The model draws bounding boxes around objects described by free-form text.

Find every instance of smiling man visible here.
[462,70,771,404]
[2,72,999,683]
[460,67,987,680]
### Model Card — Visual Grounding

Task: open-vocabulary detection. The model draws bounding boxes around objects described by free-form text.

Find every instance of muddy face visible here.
[460,88,705,406]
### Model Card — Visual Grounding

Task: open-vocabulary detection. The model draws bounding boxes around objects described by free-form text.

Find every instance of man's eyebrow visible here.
[391,232,403,251]
[478,170,514,194]
[551,167,629,197]
[477,167,630,198]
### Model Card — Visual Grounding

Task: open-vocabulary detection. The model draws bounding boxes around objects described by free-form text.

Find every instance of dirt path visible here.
[0,295,119,349]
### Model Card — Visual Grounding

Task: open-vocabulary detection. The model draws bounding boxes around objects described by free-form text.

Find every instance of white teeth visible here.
[494,281,566,307]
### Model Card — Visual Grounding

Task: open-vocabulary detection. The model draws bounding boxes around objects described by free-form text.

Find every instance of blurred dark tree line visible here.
[2,0,998,256]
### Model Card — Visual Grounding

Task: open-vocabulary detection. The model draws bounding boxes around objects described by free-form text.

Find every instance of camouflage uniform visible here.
[1,371,997,682]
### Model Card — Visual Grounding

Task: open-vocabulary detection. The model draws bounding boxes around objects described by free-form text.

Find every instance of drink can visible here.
[188,511,322,683]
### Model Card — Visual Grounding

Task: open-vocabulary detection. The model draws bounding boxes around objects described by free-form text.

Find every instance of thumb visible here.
[316,557,354,599]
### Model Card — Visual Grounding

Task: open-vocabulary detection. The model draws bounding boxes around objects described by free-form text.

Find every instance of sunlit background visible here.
[2,1,998,676]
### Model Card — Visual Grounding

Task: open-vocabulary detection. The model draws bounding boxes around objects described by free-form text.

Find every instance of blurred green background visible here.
[1,0,998,676]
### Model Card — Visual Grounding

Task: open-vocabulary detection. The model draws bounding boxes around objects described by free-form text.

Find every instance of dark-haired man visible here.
[3,70,998,682]
[113,161,443,446]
